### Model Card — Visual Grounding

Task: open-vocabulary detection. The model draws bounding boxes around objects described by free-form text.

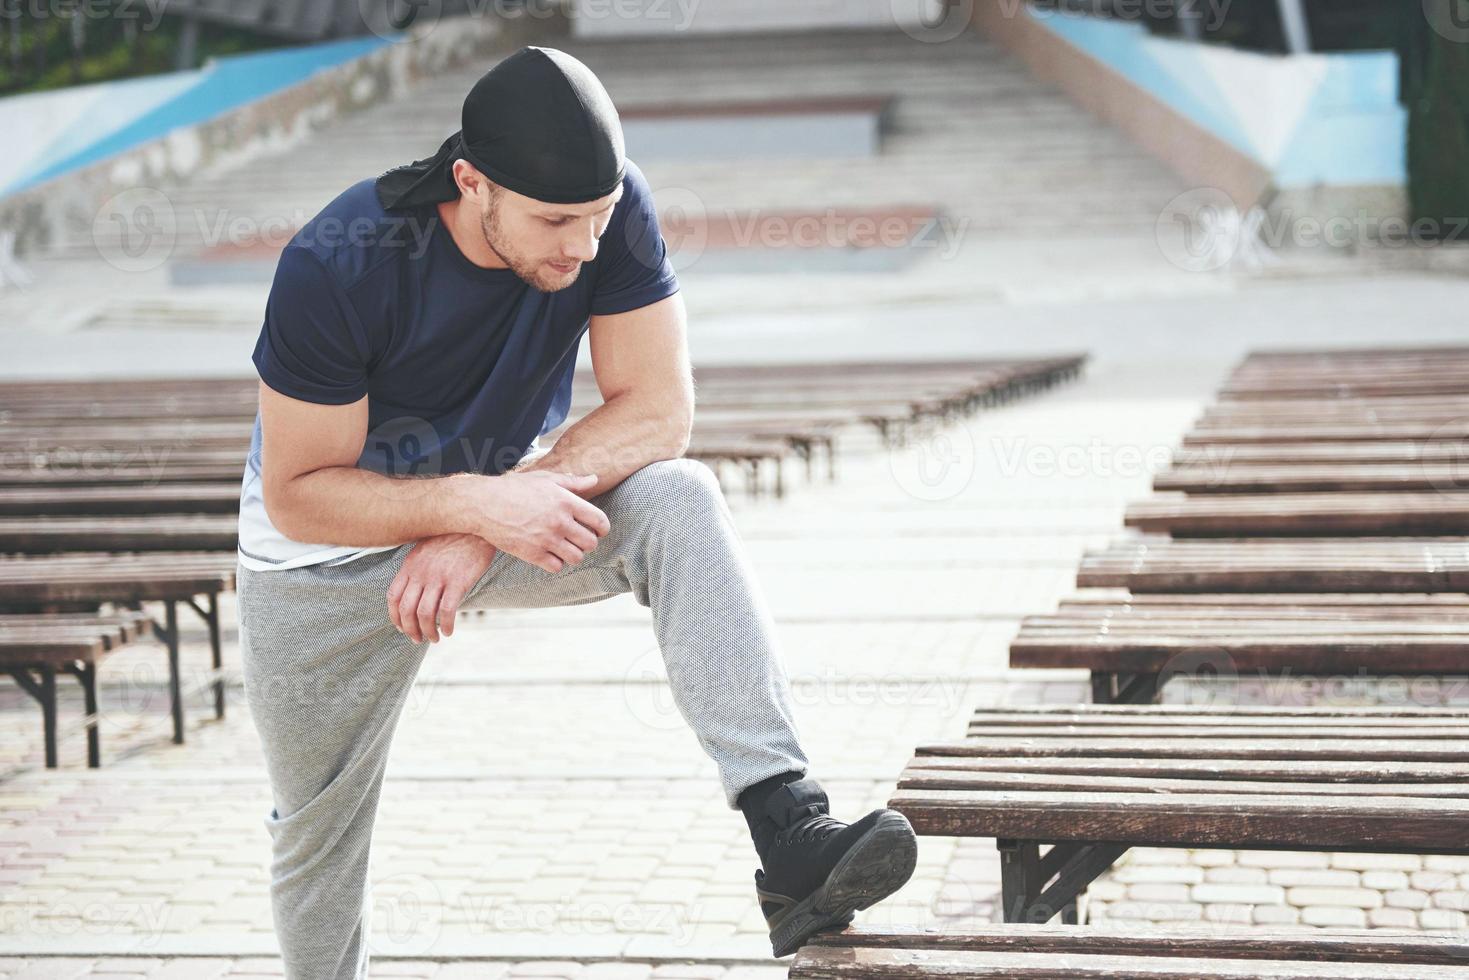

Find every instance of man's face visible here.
[479,182,623,292]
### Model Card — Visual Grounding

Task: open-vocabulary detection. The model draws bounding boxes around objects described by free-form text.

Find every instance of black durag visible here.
[375,45,625,211]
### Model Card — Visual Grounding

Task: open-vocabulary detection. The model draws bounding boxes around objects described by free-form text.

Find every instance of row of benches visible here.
[794,699,1469,976]
[793,346,1469,976]
[0,357,1085,768]
[0,357,1084,499]
[1026,346,1469,703]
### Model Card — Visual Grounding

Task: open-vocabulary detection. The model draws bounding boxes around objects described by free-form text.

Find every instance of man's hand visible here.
[388,533,498,643]
[464,470,611,573]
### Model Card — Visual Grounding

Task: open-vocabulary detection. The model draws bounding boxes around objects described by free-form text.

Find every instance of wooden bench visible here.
[792,924,1469,977]
[0,357,1086,499]
[1198,398,1469,423]
[1011,593,1469,703]
[1078,537,1469,592]
[0,552,236,747]
[1182,422,1469,445]
[1,610,156,767]
[1219,347,1469,401]
[1156,463,1469,494]
[0,514,239,553]
[890,704,1469,925]
[1171,442,1469,467]
[1124,491,1469,536]
[0,483,242,515]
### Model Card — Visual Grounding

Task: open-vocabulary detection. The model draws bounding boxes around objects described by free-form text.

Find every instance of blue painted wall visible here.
[2,36,391,197]
[1025,8,1406,188]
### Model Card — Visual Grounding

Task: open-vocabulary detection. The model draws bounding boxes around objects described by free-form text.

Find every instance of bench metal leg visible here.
[166,600,183,743]
[188,590,226,720]
[211,591,225,719]
[146,600,185,744]
[181,590,228,721]
[9,666,59,768]
[999,838,1043,922]
[998,839,1129,924]
[66,661,101,768]
[793,440,815,482]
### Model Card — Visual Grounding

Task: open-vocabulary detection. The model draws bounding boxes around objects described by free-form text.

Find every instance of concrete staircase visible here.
[16,23,1204,332]
[71,27,1186,256]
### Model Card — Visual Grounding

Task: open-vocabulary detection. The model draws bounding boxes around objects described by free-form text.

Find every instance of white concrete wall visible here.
[570,0,945,37]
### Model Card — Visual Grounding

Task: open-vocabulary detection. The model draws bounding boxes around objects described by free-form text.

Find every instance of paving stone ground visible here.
[7,275,1469,975]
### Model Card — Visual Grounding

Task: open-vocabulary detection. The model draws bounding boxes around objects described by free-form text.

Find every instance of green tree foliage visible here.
[0,1,277,96]
[1404,3,1469,233]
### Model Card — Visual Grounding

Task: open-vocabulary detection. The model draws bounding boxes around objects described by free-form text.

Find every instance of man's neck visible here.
[436,198,508,270]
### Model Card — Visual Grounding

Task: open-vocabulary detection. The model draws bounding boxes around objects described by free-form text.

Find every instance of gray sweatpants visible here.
[236,458,809,979]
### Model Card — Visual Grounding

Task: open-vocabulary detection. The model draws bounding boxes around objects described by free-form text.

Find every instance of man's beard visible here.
[480,201,581,292]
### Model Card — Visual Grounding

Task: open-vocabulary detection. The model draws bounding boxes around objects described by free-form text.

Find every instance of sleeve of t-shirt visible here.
[590,160,681,317]
[251,245,371,405]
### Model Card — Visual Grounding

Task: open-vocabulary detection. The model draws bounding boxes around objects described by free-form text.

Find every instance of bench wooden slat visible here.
[0,552,235,603]
[963,724,1469,739]
[1078,538,1469,592]
[890,786,1469,851]
[797,924,1469,968]
[1125,492,1469,536]
[1062,591,1469,608]
[898,767,1469,798]
[914,736,1469,761]
[1172,443,1469,466]
[0,515,238,553]
[1157,464,1469,494]
[1010,636,1469,672]
[0,483,241,515]
[907,753,1469,782]
[1182,423,1469,443]
[792,945,1469,978]
[965,709,1469,726]
[959,702,1469,718]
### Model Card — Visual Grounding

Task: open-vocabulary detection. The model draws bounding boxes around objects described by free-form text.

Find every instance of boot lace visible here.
[776,811,846,847]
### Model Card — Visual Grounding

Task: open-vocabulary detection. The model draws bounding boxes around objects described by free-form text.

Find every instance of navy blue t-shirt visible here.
[239,158,678,570]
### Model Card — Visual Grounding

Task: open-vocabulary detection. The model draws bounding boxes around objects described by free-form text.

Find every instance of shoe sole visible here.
[768,809,918,958]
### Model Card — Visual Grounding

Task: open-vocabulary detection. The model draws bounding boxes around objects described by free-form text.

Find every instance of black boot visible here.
[739,775,917,958]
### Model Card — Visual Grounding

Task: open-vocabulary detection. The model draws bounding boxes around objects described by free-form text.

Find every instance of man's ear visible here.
[451,159,490,204]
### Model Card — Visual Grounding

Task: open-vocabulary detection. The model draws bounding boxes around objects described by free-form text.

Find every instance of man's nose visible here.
[563,228,598,263]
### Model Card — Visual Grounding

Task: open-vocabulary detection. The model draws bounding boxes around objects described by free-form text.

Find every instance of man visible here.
[236,46,916,978]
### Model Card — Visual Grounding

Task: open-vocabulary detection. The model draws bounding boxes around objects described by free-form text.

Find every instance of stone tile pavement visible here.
[1,359,1183,975]
[8,278,1469,974]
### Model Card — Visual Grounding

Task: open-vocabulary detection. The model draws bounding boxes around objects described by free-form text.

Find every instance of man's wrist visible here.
[435,472,495,537]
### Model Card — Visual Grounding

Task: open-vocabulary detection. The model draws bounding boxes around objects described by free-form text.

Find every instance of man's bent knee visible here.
[620,457,722,500]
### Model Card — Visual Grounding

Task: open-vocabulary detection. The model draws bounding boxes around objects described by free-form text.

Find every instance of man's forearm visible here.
[269,467,486,548]
[520,393,691,497]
